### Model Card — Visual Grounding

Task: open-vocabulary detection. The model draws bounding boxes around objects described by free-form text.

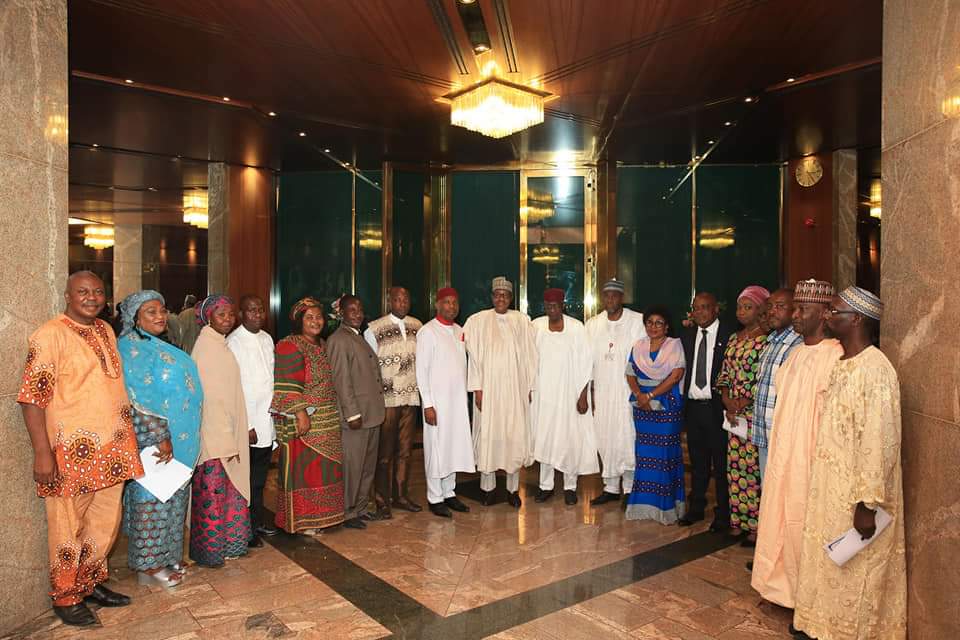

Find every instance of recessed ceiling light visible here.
[148,187,157,191]
[724,121,733,126]
[744,96,754,103]
[786,77,796,83]
[474,44,490,53]
[344,162,351,167]
[268,111,277,117]
[108,186,115,190]
[91,143,99,148]
[324,148,331,153]
[124,79,134,84]
[707,140,715,145]
[298,132,306,137]
[458,0,476,4]
[222,97,230,102]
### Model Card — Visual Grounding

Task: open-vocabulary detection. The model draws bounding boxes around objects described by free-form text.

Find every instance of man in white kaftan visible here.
[584,278,646,505]
[531,289,599,506]
[416,287,475,518]
[463,276,538,508]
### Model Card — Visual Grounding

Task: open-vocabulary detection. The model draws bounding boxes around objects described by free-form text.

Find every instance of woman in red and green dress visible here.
[716,285,770,546]
[271,297,345,534]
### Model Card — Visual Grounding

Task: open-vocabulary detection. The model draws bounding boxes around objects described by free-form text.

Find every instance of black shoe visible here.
[53,603,97,626]
[444,496,470,512]
[535,489,554,503]
[507,491,522,508]
[360,511,384,522]
[708,520,729,533]
[84,584,131,607]
[677,512,704,527]
[745,560,754,572]
[247,535,264,548]
[429,503,453,518]
[343,517,367,530]
[394,497,423,513]
[376,507,393,520]
[564,490,578,505]
[589,492,619,506]
[482,490,496,506]
[789,624,816,639]
[256,524,279,537]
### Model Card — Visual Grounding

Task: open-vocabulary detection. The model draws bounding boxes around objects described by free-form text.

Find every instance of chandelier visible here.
[531,244,561,265]
[441,76,555,139]
[698,226,735,250]
[869,179,882,219]
[525,190,556,223]
[182,190,209,229]
[83,225,114,250]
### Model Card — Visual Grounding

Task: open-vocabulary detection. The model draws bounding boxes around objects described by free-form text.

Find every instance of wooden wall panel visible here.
[227,166,276,332]
[783,153,833,286]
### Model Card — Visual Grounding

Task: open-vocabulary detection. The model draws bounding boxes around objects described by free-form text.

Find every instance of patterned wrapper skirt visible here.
[728,429,761,532]
[625,402,686,524]
[274,406,345,533]
[123,481,189,571]
[189,459,251,567]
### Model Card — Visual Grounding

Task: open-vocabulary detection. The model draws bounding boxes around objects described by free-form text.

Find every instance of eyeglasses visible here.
[644,319,666,327]
[826,307,857,316]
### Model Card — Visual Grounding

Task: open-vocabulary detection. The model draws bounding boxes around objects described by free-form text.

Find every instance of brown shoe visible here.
[393,497,422,513]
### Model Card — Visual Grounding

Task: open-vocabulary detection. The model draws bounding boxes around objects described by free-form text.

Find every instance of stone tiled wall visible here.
[0,0,69,632]
[881,2,960,638]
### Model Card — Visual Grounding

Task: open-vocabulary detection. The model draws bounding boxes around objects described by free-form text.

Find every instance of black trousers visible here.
[684,400,729,525]
[249,445,273,529]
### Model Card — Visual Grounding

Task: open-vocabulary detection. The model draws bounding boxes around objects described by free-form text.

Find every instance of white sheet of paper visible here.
[135,446,194,503]
[723,416,748,439]
[823,506,893,567]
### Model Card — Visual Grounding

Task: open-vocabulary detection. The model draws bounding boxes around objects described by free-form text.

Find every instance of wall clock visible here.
[795,156,823,187]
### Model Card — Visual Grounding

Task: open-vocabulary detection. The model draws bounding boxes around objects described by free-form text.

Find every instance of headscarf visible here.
[290,296,324,322]
[738,285,771,307]
[839,286,883,320]
[120,289,164,336]
[118,294,203,468]
[631,336,686,386]
[195,294,234,326]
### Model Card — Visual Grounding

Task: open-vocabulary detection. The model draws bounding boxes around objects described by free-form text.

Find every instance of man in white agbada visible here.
[531,288,599,506]
[225,294,276,542]
[463,276,538,508]
[415,287,475,518]
[585,278,646,505]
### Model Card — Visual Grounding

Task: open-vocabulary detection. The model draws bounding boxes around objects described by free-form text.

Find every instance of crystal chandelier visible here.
[441,76,554,139]
[83,225,114,250]
[532,244,561,264]
[182,190,209,229]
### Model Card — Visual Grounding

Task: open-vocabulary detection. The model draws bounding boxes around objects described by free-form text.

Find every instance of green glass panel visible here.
[393,171,428,320]
[616,167,693,330]
[356,170,383,318]
[451,171,520,320]
[276,171,352,337]
[526,175,585,320]
[695,165,780,326]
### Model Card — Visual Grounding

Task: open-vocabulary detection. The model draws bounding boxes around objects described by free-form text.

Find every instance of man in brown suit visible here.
[327,295,386,530]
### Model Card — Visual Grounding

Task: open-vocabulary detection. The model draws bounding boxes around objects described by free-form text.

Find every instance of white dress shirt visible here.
[688,318,720,400]
[363,313,408,352]
[226,325,276,448]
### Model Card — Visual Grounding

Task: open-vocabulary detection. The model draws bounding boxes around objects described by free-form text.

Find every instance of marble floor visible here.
[6,449,795,640]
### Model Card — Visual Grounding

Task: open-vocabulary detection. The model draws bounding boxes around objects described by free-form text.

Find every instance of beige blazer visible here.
[326,325,386,429]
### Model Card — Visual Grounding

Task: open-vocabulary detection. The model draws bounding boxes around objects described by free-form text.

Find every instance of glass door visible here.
[520,169,597,321]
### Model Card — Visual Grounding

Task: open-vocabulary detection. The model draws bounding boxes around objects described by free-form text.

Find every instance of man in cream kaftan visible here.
[416,287,475,517]
[792,288,905,640]
[463,277,537,507]
[584,279,645,504]
[531,289,598,505]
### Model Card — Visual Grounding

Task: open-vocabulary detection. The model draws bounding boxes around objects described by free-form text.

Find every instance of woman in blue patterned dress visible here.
[118,290,202,587]
[624,305,687,524]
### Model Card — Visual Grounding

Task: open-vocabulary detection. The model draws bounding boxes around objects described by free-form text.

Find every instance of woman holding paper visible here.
[716,285,770,546]
[118,290,203,587]
[623,306,686,524]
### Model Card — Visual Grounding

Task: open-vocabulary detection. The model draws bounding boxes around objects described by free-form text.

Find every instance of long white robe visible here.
[226,325,276,449]
[585,308,646,477]
[415,319,476,479]
[531,315,600,476]
[463,309,538,474]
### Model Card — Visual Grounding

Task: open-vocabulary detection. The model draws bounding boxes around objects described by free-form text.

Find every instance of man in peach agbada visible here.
[17,271,144,627]
[751,279,841,609]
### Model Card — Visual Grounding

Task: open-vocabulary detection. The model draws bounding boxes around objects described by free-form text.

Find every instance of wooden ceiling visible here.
[67,0,882,220]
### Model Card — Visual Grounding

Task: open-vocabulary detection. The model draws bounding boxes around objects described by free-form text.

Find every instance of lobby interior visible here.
[1,1,957,638]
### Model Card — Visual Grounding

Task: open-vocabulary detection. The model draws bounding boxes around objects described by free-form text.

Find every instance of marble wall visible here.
[831,149,857,292]
[882,1,960,638]
[112,223,143,303]
[0,0,69,633]
[207,162,229,294]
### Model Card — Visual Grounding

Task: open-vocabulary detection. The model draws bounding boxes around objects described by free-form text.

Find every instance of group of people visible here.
[18,270,905,639]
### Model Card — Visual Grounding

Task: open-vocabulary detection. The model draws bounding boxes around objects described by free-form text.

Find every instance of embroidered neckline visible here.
[61,317,121,378]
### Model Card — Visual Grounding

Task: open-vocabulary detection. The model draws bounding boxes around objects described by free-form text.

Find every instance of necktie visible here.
[695,329,708,389]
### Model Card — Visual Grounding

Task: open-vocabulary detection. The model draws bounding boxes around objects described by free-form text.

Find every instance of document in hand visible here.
[722,415,748,439]
[135,446,194,503]
[823,507,893,567]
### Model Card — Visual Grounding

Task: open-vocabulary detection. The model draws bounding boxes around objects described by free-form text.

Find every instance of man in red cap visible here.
[530,289,598,505]
[415,288,475,517]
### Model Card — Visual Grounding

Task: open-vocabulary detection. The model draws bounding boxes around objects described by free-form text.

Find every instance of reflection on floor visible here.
[7,449,795,639]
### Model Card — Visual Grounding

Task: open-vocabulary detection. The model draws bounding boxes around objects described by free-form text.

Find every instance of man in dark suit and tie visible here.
[327,295,387,530]
[679,292,735,531]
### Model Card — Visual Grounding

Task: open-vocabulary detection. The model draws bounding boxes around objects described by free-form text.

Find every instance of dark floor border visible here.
[266,506,737,639]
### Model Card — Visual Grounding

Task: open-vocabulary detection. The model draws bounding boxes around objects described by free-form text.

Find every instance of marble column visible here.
[831,149,857,291]
[882,2,960,639]
[112,223,143,303]
[0,0,69,633]
[206,163,229,294]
